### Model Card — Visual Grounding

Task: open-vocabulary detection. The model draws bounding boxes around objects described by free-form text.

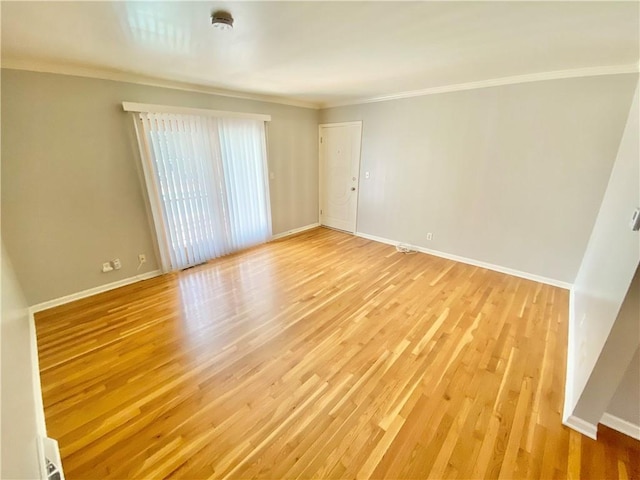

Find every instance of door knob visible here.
[351,187,356,191]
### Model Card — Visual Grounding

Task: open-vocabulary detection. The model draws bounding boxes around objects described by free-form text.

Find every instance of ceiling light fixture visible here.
[211,10,234,30]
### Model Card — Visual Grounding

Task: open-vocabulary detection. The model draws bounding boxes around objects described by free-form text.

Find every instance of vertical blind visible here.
[135,112,271,272]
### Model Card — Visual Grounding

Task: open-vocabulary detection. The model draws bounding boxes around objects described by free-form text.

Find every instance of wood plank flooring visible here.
[35,227,639,479]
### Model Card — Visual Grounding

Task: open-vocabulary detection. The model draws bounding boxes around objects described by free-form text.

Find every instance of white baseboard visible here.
[29,311,47,438]
[28,270,162,314]
[563,289,577,422]
[29,224,320,314]
[354,231,572,290]
[271,223,320,241]
[28,271,162,475]
[600,412,640,440]
[563,415,598,440]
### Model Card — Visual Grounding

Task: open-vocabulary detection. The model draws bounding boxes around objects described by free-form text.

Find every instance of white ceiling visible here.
[2,1,639,107]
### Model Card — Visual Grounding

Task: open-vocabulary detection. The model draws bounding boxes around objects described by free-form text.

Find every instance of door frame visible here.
[318,121,363,234]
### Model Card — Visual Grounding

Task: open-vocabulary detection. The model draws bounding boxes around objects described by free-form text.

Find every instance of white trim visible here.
[600,413,640,441]
[318,121,363,128]
[29,311,47,438]
[35,438,48,480]
[354,231,572,290]
[260,124,275,245]
[5,59,637,111]
[563,415,598,440]
[28,270,162,314]
[1,59,319,109]
[563,288,577,422]
[122,102,271,122]
[131,116,172,273]
[319,127,324,228]
[323,63,640,108]
[271,223,320,241]
[30,312,49,479]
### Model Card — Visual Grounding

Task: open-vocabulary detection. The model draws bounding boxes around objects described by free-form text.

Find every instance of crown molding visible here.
[321,63,640,108]
[3,57,637,111]
[1,57,321,110]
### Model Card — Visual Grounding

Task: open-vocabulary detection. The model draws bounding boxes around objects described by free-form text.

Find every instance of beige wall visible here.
[3,69,636,302]
[1,244,44,479]
[606,347,640,428]
[1,69,319,305]
[320,74,638,283]
[607,347,640,431]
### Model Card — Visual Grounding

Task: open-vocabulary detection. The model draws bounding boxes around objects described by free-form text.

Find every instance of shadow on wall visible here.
[1,243,45,479]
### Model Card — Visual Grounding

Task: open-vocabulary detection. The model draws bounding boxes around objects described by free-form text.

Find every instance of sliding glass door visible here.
[134,112,271,272]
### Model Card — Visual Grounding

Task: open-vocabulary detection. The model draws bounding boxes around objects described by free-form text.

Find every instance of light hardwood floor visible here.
[35,227,639,479]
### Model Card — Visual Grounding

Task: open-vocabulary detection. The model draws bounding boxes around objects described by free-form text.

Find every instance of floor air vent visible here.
[38,437,64,480]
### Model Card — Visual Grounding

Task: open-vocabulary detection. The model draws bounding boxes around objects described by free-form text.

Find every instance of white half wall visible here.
[1,244,45,479]
[570,266,639,432]
[564,81,640,429]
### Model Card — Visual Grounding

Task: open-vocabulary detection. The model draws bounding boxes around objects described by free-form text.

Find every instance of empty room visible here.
[1,1,639,479]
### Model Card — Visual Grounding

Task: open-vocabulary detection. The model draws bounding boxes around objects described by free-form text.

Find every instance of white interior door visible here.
[319,122,362,233]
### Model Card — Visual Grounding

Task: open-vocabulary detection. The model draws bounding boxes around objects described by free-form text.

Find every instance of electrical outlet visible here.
[102,262,113,273]
[137,254,147,271]
[112,258,122,270]
[426,233,433,241]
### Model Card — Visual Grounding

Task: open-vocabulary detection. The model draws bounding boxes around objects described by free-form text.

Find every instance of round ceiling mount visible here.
[211,10,234,30]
